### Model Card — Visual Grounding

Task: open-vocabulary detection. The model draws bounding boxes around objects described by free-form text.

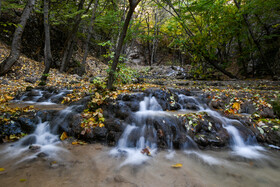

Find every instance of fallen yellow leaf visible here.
[0,168,5,172]
[60,132,68,141]
[72,141,78,145]
[4,95,13,100]
[232,102,240,110]
[171,163,183,168]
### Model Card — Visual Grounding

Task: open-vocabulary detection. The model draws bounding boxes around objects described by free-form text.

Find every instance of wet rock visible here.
[151,116,184,149]
[260,107,275,118]
[216,129,230,146]
[102,103,116,118]
[107,131,122,145]
[209,100,224,110]
[178,95,201,110]
[176,89,192,96]
[194,135,209,147]
[29,90,42,96]
[50,95,64,104]
[126,101,140,112]
[115,101,132,119]
[26,86,34,91]
[69,96,91,113]
[105,118,124,132]
[0,135,4,144]
[29,145,41,151]
[37,110,59,122]
[0,121,22,136]
[93,127,107,139]
[18,117,37,133]
[43,92,54,100]
[37,152,48,157]
[185,103,200,110]
[21,135,37,146]
[68,114,83,136]
[120,93,145,101]
[25,77,37,84]
[230,121,255,140]
[241,102,256,114]
[266,131,280,146]
[85,127,108,141]
[170,103,181,110]
[144,89,173,110]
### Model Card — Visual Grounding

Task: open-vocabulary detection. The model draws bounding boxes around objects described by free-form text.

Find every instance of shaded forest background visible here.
[0,0,280,82]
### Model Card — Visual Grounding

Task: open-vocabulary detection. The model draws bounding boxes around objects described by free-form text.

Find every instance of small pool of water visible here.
[0,143,279,187]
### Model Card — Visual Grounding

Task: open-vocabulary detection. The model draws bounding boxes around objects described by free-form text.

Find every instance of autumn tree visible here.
[40,0,52,84]
[107,0,142,90]
[60,0,94,72]
[81,0,99,73]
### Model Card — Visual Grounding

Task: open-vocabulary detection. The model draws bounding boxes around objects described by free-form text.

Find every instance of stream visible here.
[0,89,280,186]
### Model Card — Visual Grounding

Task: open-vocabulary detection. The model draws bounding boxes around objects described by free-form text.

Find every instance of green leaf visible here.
[257,127,264,134]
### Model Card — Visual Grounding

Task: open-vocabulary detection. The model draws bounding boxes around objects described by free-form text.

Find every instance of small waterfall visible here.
[139,96,162,111]
[117,125,137,148]
[0,90,77,163]
[224,125,245,147]
[0,119,67,163]
[110,96,167,166]
[178,95,265,159]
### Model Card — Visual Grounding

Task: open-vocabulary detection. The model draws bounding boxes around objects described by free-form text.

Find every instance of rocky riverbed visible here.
[1,81,279,148]
[1,80,280,186]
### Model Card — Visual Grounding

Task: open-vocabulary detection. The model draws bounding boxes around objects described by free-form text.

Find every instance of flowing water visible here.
[0,90,280,186]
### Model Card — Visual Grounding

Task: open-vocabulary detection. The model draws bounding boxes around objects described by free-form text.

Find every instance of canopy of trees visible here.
[0,0,280,87]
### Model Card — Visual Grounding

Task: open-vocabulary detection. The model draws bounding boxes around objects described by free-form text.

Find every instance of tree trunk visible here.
[151,9,158,65]
[145,16,151,66]
[203,56,237,79]
[60,0,90,72]
[40,0,52,83]
[81,0,98,68]
[107,0,141,90]
[0,0,35,76]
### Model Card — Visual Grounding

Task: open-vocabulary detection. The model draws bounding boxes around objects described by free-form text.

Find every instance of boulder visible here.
[25,77,37,84]
[85,127,108,141]
[241,102,256,114]
[18,117,37,134]
[260,107,275,118]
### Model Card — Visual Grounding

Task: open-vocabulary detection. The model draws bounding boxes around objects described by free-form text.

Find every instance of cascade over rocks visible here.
[2,86,280,148]
[102,88,261,148]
